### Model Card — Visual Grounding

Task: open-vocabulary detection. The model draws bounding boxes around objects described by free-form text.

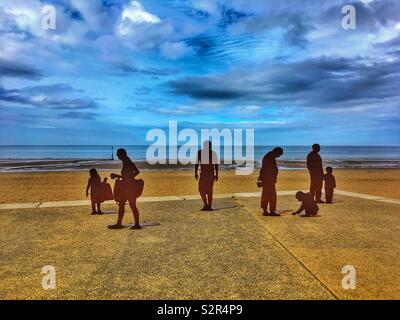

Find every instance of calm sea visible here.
[0,145,399,172]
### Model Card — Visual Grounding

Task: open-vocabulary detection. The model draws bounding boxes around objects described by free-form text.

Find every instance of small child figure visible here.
[86,168,104,215]
[324,166,336,204]
[292,191,319,217]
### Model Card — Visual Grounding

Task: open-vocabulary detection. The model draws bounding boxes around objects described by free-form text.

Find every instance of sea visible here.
[0,145,399,172]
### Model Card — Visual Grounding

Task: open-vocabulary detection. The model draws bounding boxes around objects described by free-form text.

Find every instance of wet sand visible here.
[0,169,399,203]
[1,159,400,172]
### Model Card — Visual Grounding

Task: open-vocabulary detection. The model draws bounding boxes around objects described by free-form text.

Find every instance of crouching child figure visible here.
[292,191,319,217]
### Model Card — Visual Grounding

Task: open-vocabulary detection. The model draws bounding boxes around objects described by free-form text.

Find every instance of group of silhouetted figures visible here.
[86,148,144,229]
[258,143,336,217]
[194,141,336,217]
[86,143,336,229]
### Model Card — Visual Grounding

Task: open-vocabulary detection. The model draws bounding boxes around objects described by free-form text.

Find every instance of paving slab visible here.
[376,198,400,205]
[234,192,261,197]
[0,202,41,210]
[335,190,386,200]
[137,195,182,202]
[39,199,92,208]
[1,190,397,211]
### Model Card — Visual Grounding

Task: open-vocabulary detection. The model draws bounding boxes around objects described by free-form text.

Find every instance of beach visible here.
[1,148,399,300]
[1,168,399,204]
[1,145,398,204]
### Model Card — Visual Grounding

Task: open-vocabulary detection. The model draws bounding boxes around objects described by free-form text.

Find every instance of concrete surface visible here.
[0,192,398,299]
[236,194,400,299]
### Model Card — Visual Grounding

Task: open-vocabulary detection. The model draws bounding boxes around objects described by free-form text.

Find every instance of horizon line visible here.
[0,144,399,148]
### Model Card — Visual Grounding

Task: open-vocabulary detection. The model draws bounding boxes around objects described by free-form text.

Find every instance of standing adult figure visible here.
[306,143,324,203]
[108,148,142,229]
[195,140,218,211]
[257,147,283,216]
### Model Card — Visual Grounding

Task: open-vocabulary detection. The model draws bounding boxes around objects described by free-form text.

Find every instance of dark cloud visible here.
[220,8,251,27]
[185,34,216,57]
[321,0,400,31]
[168,56,400,108]
[169,77,244,100]
[0,58,44,79]
[0,84,98,110]
[350,0,400,29]
[63,6,84,21]
[224,0,400,49]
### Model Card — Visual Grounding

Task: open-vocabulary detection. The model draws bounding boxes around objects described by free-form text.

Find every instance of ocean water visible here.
[0,145,399,160]
[0,145,399,172]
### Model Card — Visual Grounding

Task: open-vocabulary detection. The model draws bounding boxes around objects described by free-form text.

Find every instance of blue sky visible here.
[0,0,399,145]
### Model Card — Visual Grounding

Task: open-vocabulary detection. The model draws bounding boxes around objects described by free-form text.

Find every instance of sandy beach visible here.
[0,168,399,204]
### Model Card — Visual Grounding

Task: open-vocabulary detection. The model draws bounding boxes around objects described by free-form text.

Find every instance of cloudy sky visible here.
[0,0,399,145]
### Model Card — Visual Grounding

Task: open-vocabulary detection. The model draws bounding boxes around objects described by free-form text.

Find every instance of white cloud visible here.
[119,1,161,36]
[122,1,161,24]
[116,1,197,59]
[1,0,43,37]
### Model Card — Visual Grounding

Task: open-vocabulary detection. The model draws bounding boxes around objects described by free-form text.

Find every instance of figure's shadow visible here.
[209,204,237,211]
[99,210,117,215]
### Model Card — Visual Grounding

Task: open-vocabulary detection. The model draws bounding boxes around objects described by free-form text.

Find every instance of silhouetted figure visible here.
[108,148,143,229]
[292,191,319,217]
[307,144,324,203]
[86,168,105,215]
[324,166,336,203]
[257,147,284,216]
[195,141,218,211]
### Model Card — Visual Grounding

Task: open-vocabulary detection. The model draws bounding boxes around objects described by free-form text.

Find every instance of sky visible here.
[0,0,399,146]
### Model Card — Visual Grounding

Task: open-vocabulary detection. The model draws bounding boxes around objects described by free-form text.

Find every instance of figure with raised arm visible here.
[108,148,143,229]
